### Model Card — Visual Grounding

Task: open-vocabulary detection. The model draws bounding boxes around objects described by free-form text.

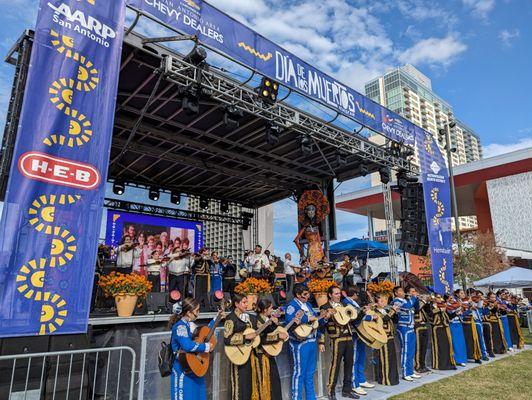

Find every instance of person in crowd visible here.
[484,292,508,354]
[392,286,420,381]
[210,252,224,309]
[192,248,212,311]
[133,232,148,276]
[456,289,483,363]
[336,254,354,289]
[285,283,330,400]
[125,225,136,242]
[255,298,287,400]
[248,244,270,278]
[446,293,468,367]
[224,294,260,400]
[343,286,375,396]
[359,258,373,288]
[507,294,525,349]
[429,295,457,370]
[160,231,169,250]
[222,257,237,294]
[147,243,168,292]
[284,252,296,297]
[374,293,400,386]
[478,290,496,357]
[116,234,136,273]
[497,289,514,351]
[320,285,358,399]
[147,235,156,252]
[167,238,192,300]
[168,298,223,400]
[408,287,432,374]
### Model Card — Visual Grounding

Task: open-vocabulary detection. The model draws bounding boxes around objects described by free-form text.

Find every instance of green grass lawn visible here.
[524,329,532,345]
[390,349,532,400]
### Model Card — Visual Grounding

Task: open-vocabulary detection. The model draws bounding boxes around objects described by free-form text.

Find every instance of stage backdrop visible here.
[105,210,203,253]
[126,0,454,293]
[0,1,126,337]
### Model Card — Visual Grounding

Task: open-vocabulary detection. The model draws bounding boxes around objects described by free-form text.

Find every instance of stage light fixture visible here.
[390,141,402,156]
[438,128,446,144]
[396,170,408,191]
[220,200,229,213]
[170,191,181,205]
[360,163,369,176]
[257,77,279,103]
[265,123,282,146]
[149,186,160,201]
[223,106,244,130]
[336,151,348,167]
[379,167,390,184]
[200,197,209,210]
[300,134,313,155]
[182,95,200,115]
[113,180,125,195]
[183,46,207,66]
[402,146,415,158]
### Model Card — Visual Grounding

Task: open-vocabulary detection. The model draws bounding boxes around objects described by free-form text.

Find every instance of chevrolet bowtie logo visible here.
[238,42,273,61]
[184,0,200,10]
[78,0,95,5]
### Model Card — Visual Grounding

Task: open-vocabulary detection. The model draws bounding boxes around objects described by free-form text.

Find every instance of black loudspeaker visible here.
[146,292,170,313]
[0,336,50,396]
[45,334,91,399]
[399,183,429,256]
[326,180,337,241]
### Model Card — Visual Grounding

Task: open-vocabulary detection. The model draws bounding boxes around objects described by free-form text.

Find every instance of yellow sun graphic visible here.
[28,194,81,234]
[49,78,75,115]
[16,258,47,301]
[43,109,93,148]
[49,227,77,268]
[39,292,68,335]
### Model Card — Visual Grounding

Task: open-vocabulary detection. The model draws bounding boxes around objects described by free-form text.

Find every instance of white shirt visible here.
[248,253,269,273]
[168,255,193,275]
[116,245,137,269]
[284,258,296,275]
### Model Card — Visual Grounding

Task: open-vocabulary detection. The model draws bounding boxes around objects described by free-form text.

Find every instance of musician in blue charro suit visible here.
[285,283,330,400]
[168,298,221,400]
[392,286,420,381]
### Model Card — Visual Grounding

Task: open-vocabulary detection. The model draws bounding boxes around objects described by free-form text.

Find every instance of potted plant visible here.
[234,278,273,310]
[98,272,153,317]
[307,278,337,307]
[367,280,395,301]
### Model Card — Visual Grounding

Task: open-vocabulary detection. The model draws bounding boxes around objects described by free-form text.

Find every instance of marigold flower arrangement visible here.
[307,278,337,294]
[98,272,153,298]
[367,280,395,297]
[234,278,273,295]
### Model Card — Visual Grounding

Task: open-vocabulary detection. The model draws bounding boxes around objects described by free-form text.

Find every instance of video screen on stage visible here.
[105,210,203,254]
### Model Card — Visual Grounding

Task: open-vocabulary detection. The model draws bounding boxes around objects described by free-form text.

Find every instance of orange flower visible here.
[98,272,153,298]
[234,278,273,295]
[307,278,337,294]
[367,280,394,297]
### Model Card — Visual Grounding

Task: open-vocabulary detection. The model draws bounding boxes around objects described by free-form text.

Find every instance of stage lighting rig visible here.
[220,200,229,213]
[170,191,181,205]
[113,180,125,195]
[242,211,254,230]
[336,150,348,167]
[200,197,209,210]
[360,163,369,177]
[257,77,279,104]
[183,46,208,68]
[149,186,160,201]
[265,123,282,146]
[396,169,408,192]
[390,141,402,157]
[379,167,390,184]
[300,134,313,155]
[223,106,244,130]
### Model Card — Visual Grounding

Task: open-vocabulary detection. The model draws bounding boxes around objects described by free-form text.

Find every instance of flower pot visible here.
[314,292,328,307]
[246,294,258,311]
[114,294,138,317]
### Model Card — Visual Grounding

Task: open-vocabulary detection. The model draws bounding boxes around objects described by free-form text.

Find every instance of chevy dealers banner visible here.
[0,0,125,337]
[126,0,454,292]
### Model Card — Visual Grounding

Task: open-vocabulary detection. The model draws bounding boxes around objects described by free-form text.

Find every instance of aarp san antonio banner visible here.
[0,0,125,337]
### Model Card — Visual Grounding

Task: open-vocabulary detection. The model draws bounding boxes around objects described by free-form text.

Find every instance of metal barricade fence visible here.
[138,329,333,400]
[0,346,135,400]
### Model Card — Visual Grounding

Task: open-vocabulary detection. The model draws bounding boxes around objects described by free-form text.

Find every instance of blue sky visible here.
[0,0,530,258]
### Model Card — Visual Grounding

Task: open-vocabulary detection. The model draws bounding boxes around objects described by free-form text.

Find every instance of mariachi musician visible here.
[343,286,375,396]
[507,294,525,349]
[429,294,457,370]
[223,294,260,400]
[373,293,400,386]
[255,298,287,400]
[446,293,468,367]
[320,285,357,400]
[483,292,508,354]
[407,287,432,374]
[285,283,329,400]
[167,239,193,300]
[210,252,224,309]
[497,290,514,350]
[455,289,482,363]
[192,248,212,311]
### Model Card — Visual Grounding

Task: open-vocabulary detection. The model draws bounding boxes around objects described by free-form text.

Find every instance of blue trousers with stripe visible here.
[450,321,468,364]
[170,362,206,400]
[397,326,416,378]
[352,336,367,388]
[475,321,488,357]
[500,315,513,349]
[289,338,317,400]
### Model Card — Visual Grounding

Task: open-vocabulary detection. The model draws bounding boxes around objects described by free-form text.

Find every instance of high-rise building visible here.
[365,64,482,230]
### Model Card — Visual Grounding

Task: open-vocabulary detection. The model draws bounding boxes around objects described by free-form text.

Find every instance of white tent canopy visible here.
[474,267,532,288]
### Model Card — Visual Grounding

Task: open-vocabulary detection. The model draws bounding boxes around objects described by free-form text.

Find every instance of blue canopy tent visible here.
[329,237,399,261]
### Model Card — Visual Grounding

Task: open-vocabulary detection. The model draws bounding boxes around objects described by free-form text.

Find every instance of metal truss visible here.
[104,198,246,226]
[382,183,399,283]
[163,55,419,174]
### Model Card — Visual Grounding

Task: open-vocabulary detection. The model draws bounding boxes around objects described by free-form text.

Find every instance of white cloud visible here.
[462,0,496,20]
[498,29,520,47]
[482,138,532,158]
[398,34,467,67]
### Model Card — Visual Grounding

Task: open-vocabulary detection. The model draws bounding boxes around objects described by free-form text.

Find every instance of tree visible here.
[459,231,510,282]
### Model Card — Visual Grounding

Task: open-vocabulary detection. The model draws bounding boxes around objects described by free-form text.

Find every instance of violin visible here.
[446,298,462,313]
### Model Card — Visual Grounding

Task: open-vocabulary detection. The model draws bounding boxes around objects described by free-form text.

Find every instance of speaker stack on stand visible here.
[398,180,429,257]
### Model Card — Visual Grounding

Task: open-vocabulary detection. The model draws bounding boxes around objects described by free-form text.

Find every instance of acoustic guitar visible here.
[356,310,387,349]
[224,317,274,365]
[262,310,304,357]
[178,308,225,377]
[332,305,358,326]
[292,309,330,341]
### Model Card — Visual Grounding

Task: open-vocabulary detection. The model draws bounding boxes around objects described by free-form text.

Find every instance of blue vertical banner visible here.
[0,0,125,337]
[414,127,454,294]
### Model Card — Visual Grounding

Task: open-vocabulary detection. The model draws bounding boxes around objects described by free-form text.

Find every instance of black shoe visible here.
[475,359,482,364]
[328,394,337,400]
[489,352,495,358]
[342,392,360,399]
[451,366,458,370]
[482,356,489,361]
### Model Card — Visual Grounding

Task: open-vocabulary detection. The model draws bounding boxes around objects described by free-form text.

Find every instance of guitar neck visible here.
[255,319,273,336]
[204,314,223,342]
